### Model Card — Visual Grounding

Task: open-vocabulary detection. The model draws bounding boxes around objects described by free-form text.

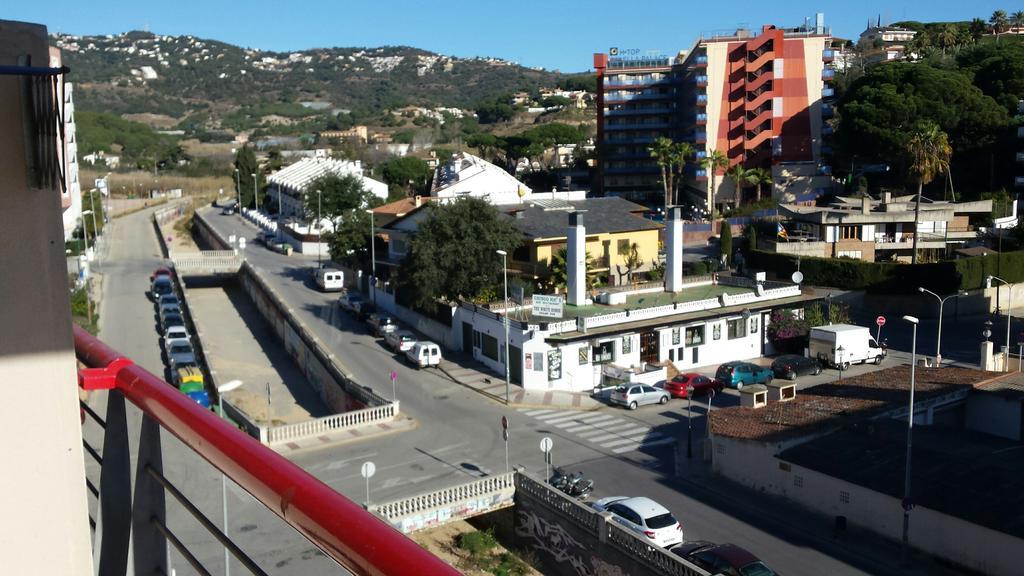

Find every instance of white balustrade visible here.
[267,402,398,444]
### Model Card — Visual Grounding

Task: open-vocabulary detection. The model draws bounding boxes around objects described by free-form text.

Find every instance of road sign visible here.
[501,415,509,430]
[510,285,525,305]
[532,295,564,318]
[791,271,804,284]
[539,437,553,453]
[360,461,376,479]
[876,316,886,327]
[502,429,509,442]
[390,370,397,382]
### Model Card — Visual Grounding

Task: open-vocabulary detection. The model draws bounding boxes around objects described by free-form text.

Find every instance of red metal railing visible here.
[74,325,460,576]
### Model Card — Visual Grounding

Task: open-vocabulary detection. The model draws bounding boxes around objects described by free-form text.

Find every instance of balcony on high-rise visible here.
[695,75,709,87]
[822,104,835,118]
[822,68,836,81]
[695,131,707,144]
[823,49,835,62]
[822,87,835,98]
[693,55,708,68]
[696,113,708,126]
[696,94,709,107]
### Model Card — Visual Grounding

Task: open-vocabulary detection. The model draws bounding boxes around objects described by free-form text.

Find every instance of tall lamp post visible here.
[251,172,258,212]
[80,212,94,325]
[234,168,240,209]
[686,383,694,459]
[216,379,244,576]
[900,315,919,566]
[496,249,511,405]
[918,287,967,366]
[986,275,1012,372]
[275,184,283,243]
[316,189,323,267]
[366,209,376,306]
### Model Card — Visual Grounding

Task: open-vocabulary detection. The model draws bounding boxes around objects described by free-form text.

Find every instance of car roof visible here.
[673,373,707,380]
[166,326,188,335]
[611,496,672,518]
[414,341,438,348]
[775,354,806,361]
[701,544,760,566]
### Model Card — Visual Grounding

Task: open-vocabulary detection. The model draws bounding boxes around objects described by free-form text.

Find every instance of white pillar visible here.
[566,212,587,306]
[666,207,684,293]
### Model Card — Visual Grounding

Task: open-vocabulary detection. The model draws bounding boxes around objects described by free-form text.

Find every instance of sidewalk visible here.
[438,352,604,411]
[269,413,418,456]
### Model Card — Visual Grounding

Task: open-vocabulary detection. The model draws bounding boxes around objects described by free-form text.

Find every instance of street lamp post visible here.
[837,345,845,380]
[918,287,968,366]
[686,383,694,459]
[316,190,323,267]
[987,275,1012,372]
[216,379,244,576]
[900,315,919,566]
[80,212,94,326]
[251,173,258,212]
[496,250,511,405]
[87,189,100,264]
[366,209,377,306]
[234,168,240,209]
[276,184,283,243]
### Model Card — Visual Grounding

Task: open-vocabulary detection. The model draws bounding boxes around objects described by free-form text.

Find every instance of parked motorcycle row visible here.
[549,467,594,500]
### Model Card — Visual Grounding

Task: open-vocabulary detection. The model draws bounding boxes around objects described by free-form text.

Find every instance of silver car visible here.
[610,384,669,410]
[167,341,196,368]
[384,329,417,352]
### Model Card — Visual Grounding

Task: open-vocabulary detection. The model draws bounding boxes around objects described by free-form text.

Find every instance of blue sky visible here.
[9,1,1012,72]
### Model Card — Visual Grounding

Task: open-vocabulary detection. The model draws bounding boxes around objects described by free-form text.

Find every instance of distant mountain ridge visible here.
[52,31,575,124]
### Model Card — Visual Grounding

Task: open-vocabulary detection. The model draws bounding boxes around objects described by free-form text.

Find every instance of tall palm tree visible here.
[669,142,694,207]
[937,24,959,54]
[700,150,729,217]
[1012,11,1024,34]
[969,18,987,43]
[905,122,952,264]
[649,137,676,209]
[747,167,773,202]
[725,164,749,208]
[991,10,1009,42]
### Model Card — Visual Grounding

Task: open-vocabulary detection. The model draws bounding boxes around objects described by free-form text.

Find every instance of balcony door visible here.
[640,330,658,364]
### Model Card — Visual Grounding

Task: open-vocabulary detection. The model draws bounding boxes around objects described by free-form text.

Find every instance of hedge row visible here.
[748,249,1024,294]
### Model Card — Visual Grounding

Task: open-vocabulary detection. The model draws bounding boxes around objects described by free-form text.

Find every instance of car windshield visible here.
[644,512,677,529]
[170,344,191,354]
[739,561,776,576]
[401,335,415,342]
[165,316,183,325]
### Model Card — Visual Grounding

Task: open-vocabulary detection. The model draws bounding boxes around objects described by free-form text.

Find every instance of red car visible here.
[150,266,174,283]
[663,373,722,399]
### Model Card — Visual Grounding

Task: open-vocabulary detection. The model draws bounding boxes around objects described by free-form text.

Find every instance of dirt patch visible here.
[123,112,180,128]
[412,520,541,576]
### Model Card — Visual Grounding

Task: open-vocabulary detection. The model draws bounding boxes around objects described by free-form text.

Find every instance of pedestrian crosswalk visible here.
[517,408,676,455]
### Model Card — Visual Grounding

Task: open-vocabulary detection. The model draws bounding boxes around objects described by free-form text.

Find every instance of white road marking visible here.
[535,411,593,424]
[610,437,677,454]
[560,414,618,431]
[552,413,613,428]
[575,422,637,437]
[521,408,555,416]
[586,425,651,443]
[600,432,662,448]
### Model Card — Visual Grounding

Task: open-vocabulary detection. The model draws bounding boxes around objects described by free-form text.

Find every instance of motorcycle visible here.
[549,468,593,500]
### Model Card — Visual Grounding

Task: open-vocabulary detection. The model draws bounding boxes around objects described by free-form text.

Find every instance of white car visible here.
[591,496,683,548]
[163,325,190,348]
[384,330,417,352]
[405,341,441,368]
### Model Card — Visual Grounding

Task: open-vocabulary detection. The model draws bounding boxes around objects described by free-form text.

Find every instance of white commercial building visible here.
[267,157,388,221]
[430,152,533,205]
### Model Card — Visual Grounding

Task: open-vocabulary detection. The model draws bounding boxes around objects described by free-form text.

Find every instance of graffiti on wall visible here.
[515,508,591,575]
[396,494,507,533]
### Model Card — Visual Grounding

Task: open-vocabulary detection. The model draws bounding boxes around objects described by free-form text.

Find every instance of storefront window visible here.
[593,341,615,364]
[727,318,746,340]
[685,326,704,346]
[712,324,721,340]
[750,316,759,333]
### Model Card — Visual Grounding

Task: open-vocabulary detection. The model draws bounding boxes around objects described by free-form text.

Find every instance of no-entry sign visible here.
[876,316,886,327]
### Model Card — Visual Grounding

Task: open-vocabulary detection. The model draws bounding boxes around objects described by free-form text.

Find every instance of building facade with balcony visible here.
[773,192,992,262]
[857,23,917,66]
[678,14,833,212]
[592,52,686,204]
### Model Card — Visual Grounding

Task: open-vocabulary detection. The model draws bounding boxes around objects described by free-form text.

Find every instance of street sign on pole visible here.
[501,416,510,474]
[390,370,398,402]
[876,316,886,345]
[539,437,553,482]
[361,461,376,508]
[876,316,886,327]
[501,415,509,430]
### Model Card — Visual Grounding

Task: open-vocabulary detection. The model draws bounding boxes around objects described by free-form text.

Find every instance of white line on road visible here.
[574,422,637,437]
[552,413,613,428]
[535,411,594,425]
[521,409,554,417]
[610,437,677,454]
[600,432,662,448]
[586,425,650,443]
[560,414,618,431]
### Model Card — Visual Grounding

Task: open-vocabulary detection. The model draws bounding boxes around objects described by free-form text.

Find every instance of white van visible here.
[406,341,442,368]
[315,269,345,292]
[809,324,886,369]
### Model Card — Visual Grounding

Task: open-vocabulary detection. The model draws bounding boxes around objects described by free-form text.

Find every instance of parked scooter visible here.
[549,468,594,500]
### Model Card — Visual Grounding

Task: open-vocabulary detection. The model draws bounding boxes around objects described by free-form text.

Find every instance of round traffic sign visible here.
[791,271,804,284]
[501,415,509,430]
[876,316,886,327]
[390,370,397,382]
[360,461,376,479]
[539,437,553,453]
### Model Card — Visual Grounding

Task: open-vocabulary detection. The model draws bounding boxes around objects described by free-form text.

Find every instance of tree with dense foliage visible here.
[725,165,749,207]
[747,167,773,202]
[719,221,732,268]
[475,98,516,124]
[380,156,432,198]
[617,242,644,286]
[304,173,372,224]
[990,10,1009,42]
[905,122,952,264]
[233,145,259,208]
[548,247,602,293]
[700,150,729,216]
[398,198,522,310]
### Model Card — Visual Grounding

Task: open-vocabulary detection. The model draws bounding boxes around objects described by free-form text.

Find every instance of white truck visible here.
[809,324,886,370]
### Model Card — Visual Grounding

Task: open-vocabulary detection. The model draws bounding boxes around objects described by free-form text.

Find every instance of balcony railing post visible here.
[132,414,168,575]
[96,391,132,576]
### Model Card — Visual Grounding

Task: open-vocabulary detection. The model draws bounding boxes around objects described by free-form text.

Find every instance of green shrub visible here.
[456,529,497,557]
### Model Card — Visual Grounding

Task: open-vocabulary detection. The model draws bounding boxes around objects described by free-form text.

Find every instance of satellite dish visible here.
[791,271,804,284]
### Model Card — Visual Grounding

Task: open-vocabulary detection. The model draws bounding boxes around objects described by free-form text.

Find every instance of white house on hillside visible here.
[430,151,533,205]
[268,157,388,221]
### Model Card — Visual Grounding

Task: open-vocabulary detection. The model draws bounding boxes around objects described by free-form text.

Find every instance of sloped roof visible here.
[502,196,661,240]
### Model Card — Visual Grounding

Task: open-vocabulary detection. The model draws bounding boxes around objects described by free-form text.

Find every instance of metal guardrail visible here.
[75,326,459,576]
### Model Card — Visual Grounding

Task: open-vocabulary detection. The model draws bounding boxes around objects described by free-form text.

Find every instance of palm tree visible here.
[669,142,694,207]
[649,137,677,209]
[991,10,1009,42]
[1012,11,1024,34]
[725,164,749,208]
[747,167,773,202]
[905,122,952,264]
[700,150,729,217]
[969,18,987,43]
[937,24,959,54]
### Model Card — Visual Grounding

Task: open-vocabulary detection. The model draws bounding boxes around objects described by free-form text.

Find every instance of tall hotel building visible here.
[595,15,835,210]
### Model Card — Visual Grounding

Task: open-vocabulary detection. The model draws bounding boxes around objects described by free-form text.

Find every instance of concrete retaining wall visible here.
[371,472,516,534]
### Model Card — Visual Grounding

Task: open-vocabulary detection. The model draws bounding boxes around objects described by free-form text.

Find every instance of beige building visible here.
[319,125,368,143]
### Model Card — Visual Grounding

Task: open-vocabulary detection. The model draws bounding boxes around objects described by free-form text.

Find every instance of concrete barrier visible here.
[371,472,516,534]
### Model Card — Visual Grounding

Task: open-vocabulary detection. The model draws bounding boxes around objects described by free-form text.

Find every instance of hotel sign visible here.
[532,294,564,318]
[609,47,660,59]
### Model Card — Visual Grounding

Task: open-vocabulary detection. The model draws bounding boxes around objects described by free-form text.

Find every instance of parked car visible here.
[151,276,174,300]
[714,361,773,390]
[166,341,196,368]
[161,312,185,332]
[809,324,886,369]
[771,354,822,380]
[163,325,190,347]
[671,542,778,576]
[150,266,173,284]
[338,292,364,314]
[610,384,669,410]
[315,268,345,292]
[384,329,417,352]
[591,496,683,548]
[221,204,236,215]
[157,293,180,312]
[406,341,442,368]
[367,313,398,337]
[663,373,722,399]
[159,304,183,324]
